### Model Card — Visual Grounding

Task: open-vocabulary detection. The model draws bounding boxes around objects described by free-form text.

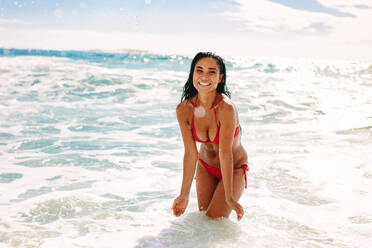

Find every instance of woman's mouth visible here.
[198,81,211,87]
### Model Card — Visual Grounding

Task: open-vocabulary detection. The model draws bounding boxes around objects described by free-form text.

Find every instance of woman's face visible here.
[193,57,223,93]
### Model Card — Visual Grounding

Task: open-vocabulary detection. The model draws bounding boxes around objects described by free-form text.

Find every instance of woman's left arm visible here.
[219,102,236,202]
[219,102,244,220]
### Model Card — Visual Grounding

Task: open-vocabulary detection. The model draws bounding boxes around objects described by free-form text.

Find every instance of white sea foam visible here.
[0,52,371,247]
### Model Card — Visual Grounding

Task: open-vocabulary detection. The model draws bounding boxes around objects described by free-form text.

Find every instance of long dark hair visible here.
[181,52,231,102]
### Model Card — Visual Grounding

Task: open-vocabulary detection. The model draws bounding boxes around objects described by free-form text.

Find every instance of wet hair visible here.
[181,52,231,102]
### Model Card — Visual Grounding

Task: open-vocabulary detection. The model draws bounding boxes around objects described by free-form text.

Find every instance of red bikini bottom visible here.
[199,158,249,188]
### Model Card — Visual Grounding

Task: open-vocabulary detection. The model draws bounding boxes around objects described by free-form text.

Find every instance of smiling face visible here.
[193,57,223,93]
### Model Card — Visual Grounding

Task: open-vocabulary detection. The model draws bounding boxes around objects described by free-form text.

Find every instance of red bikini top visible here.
[191,94,240,144]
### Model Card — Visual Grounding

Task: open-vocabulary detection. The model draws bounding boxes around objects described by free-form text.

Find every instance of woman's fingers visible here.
[176,207,185,216]
[237,208,244,221]
[232,202,244,221]
[172,195,189,217]
[174,208,185,217]
[173,205,181,216]
[172,199,185,217]
[172,200,179,215]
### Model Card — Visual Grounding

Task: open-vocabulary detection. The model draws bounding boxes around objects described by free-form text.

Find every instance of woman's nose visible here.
[200,73,208,80]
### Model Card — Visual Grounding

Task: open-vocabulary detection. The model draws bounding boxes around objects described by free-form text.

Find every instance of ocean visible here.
[0,48,371,248]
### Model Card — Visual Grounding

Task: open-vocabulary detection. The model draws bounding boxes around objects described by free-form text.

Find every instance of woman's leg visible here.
[196,160,219,211]
[205,168,245,219]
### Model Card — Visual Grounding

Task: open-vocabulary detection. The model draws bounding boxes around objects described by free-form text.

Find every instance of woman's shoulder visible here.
[216,94,234,112]
[176,97,195,116]
[215,94,238,124]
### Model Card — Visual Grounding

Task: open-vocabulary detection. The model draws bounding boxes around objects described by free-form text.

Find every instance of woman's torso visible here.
[185,94,247,168]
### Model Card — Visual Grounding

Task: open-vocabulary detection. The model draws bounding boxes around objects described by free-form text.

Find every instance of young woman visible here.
[172,52,249,221]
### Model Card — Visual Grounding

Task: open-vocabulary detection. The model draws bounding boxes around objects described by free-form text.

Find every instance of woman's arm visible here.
[218,101,244,220]
[172,102,198,217]
[177,102,198,196]
[218,102,236,202]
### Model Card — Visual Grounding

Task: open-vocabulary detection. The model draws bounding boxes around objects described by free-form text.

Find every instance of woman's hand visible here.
[172,195,189,217]
[226,198,244,221]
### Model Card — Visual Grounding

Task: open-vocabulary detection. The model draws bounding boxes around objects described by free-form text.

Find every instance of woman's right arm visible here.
[172,102,198,217]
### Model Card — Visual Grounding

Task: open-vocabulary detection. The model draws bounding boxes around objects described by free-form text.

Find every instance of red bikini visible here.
[191,94,249,188]
[199,159,249,189]
[191,95,240,144]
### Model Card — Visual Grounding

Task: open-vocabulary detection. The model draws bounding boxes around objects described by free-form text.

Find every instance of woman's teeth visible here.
[199,82,210,86]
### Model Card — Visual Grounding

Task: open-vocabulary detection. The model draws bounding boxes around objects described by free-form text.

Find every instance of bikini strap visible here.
[242,164,249,189]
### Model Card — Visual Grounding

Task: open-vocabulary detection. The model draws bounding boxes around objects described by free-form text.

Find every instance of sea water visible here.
[0,48,371,248]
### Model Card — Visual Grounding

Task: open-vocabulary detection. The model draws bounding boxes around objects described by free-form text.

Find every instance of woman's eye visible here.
[209,71,216,74]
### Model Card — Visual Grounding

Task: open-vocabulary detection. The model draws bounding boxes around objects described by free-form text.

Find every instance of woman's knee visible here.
[205,209,229,219]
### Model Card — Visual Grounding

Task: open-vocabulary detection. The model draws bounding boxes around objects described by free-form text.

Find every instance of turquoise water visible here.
[0,48,372,248]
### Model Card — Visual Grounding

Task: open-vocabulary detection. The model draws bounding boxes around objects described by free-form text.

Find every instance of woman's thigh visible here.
[196,161,218,211]
[205,168,245,219]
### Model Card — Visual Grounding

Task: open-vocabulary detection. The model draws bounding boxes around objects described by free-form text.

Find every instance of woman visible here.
[172,52,249,221]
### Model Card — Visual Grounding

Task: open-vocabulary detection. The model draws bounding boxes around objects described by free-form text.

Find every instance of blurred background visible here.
[1,0,372,60]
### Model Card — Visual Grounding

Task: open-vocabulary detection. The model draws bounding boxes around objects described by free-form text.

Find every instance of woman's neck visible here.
[197,92,217,109]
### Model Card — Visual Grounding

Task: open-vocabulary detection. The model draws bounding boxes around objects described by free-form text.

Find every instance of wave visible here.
[2,48,372,80]
[0,48,190,70]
